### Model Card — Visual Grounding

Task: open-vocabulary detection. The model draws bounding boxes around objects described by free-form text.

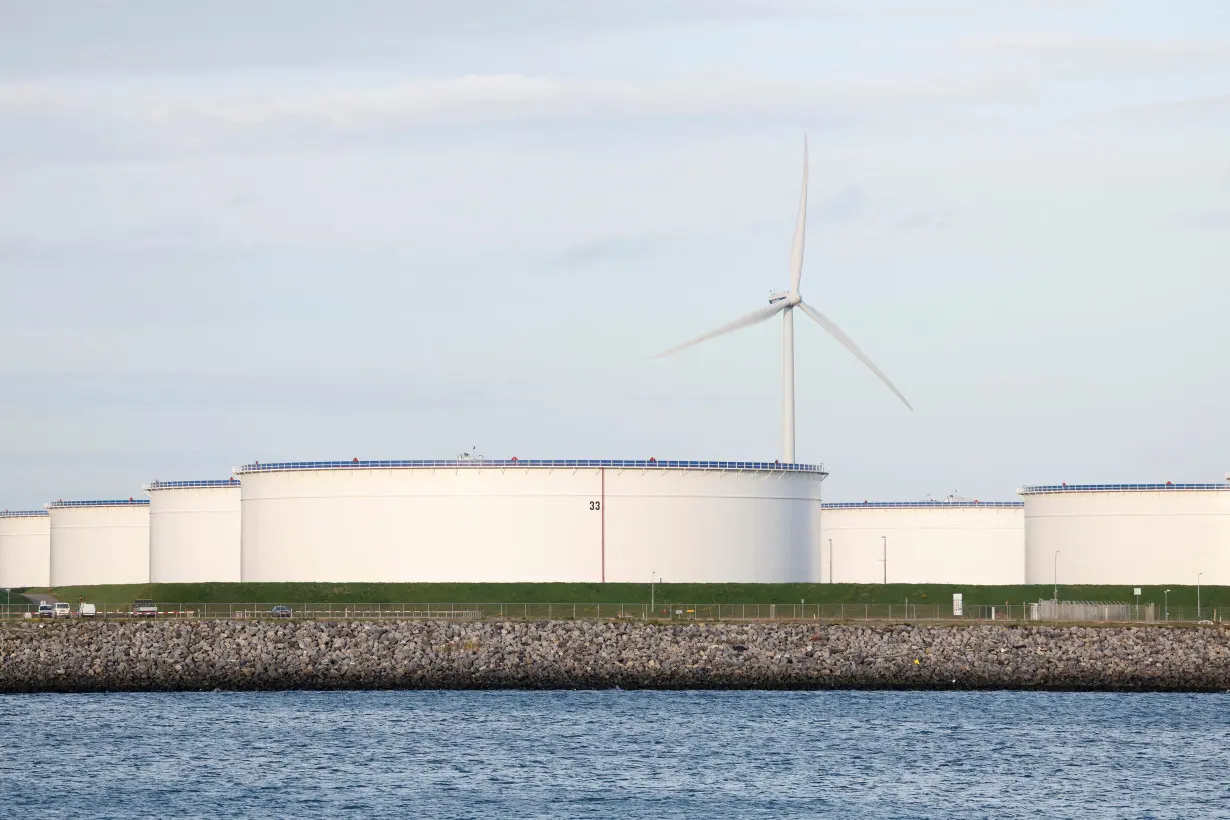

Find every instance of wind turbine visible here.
[656,135,913,463]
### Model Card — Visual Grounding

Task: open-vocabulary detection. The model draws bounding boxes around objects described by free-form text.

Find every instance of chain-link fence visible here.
[0,601,1224,623]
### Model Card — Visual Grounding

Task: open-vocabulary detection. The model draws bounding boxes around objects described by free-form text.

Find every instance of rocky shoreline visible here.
[2,620,1229,693]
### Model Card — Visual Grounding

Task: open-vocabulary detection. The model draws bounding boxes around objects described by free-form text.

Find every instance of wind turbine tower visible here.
[657,135,913,462]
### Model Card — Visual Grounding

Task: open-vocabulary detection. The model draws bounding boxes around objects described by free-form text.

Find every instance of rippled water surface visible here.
[2,690,1229,818]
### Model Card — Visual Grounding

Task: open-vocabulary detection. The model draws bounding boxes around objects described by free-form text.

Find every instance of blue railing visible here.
[143,479,241,491]
[822,500,1022,509]
[234,459,826,475]
[0,509,50,518]
[45,499,151,509]
[1019,483,1230,494]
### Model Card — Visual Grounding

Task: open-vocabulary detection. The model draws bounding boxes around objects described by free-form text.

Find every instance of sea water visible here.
[1,690,1228,818]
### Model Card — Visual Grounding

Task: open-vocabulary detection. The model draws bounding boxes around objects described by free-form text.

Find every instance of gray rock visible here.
[1,620,1228,692]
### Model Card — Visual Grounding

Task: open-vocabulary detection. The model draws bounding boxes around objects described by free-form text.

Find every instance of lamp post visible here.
[1053,551,1060,602]
[1197,573,1203,621]
[828,538,833,584]
[2,588,8,620]
[1164,589,1171,622]
[650,570,656,614]
[881,536,887,585]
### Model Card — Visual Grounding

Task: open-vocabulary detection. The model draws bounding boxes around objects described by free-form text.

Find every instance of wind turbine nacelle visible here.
[768,291,799,306]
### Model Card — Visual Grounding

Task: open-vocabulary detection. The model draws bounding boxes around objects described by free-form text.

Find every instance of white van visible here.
[79,603,97,618]
[53,602,71,618]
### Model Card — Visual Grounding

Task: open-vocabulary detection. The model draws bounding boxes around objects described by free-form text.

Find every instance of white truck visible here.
[78,603,97,618]
[53,602,71,618]
[37,602,54,619]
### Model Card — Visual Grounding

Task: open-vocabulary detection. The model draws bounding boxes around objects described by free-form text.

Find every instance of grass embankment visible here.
[23,582,1230,608]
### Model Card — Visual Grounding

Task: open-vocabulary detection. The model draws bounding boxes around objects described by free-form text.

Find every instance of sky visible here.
[1,0,1228,508]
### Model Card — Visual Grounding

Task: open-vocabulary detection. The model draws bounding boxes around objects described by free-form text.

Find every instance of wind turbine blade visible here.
[797,301,913,411]
[655,303,786,358]
[788,134,808,295]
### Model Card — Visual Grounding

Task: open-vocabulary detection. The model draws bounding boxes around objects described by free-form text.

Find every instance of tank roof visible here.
[45,499,151,509]
[822,500,1022,509]
[233,458,827,475]
[1019,483,1230,495]
[143,479,241,491]
[0,509,50,518]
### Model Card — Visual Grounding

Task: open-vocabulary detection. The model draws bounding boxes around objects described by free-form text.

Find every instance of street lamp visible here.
[1053,551,1061,602]
[650,570,656,614]
[1197,573,1203,621]
[881,536,887,584]
[1164,589,1171,622]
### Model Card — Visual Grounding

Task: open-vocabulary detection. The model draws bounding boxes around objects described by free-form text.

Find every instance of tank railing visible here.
[232,458,827,474]
[1020,483,1230,493]
[143,480,241,491]
[44,499,151,508]
[0,602,1220,624]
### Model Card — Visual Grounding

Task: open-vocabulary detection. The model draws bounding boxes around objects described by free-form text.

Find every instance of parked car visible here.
[270,605,293,619]
[78,603,97,618]
[53,602,71,618]
[37,602,54,619]
[130,599,158,618]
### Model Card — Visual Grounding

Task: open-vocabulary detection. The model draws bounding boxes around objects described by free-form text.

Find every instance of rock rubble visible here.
[2,620,1229,692]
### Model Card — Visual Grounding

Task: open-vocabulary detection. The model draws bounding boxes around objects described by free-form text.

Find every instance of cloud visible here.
[1076,93,1230,127]
[168,74,1025,131]
[895,211,949,231]
[1179,209,1230,230]
[965,34,1230,68]
[556,235,668,266]
[813,185,868,222]
[0,71,1033,163]
[0,0,1105,76]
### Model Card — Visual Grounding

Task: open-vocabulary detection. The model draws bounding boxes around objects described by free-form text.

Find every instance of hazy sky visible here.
[2,0,1228,508]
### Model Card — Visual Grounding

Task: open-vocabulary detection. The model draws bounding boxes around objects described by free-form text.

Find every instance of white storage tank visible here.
[0,510,52,588]
[1020,482,1230,585]
[234,458,827,583]
[144,479,242,583]
[820,501,1025,584]
[47,499,151,587]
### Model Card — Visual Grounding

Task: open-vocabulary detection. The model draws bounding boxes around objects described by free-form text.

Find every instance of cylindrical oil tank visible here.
[234,459,827,583]
[820,501,1025,584]
[1020,482,1230,585]
[145,479,241,583]
[47,500,150,587]
[0,510,51,588]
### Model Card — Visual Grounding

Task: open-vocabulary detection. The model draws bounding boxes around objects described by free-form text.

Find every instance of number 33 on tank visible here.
[589,501,601,511]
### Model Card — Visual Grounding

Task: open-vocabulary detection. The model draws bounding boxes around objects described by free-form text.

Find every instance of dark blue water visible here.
[2,691,1228,818]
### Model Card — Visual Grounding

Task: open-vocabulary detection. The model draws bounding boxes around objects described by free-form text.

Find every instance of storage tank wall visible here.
[0,513,51,588]
[605,467,822,583]
[147,482,241,583]
[1022,486,1230,585]
[48,502,150,587]
[821,503,1025,585]
[238,460,825,583]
